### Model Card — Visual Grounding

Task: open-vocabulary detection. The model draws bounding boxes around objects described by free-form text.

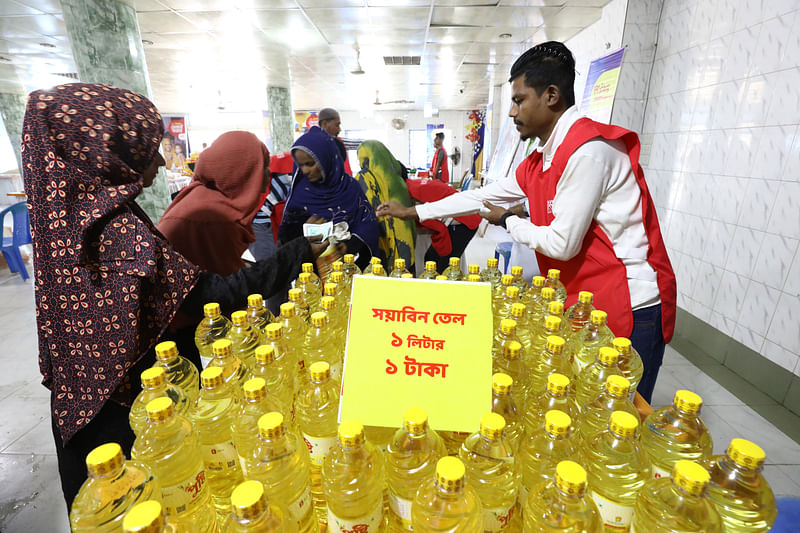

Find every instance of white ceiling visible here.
[0,0,611,114]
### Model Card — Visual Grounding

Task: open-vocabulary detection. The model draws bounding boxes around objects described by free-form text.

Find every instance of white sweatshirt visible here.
[415,106,660,310]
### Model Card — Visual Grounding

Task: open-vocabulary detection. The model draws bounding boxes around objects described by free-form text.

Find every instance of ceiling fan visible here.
[374,90,414,105]
[351,44,365,75]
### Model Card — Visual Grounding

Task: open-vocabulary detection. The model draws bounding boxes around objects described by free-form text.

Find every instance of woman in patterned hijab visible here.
[22,83,319,507]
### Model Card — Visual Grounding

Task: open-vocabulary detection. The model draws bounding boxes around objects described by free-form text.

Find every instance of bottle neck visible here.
[201,384,233,400]
[720,455,760,480]
[156,354,178,366]
[90,462,125,480]
[143,383,168,394]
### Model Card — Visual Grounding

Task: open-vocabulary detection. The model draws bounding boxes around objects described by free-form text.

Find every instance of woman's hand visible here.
[306,215,327,224]
[307,235,330,259]
[376,200,418,221]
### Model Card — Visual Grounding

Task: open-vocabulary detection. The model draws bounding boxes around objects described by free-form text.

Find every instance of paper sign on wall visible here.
[339,276,493,433]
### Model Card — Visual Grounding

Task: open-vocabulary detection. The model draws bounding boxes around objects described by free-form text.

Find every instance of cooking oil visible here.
[304,311,342,381]
[297,272,322,313]
[130,367,189,438]
[543,300,571,340]
[640,390,713,480]
[702,438,777,532]
[612,338,643,401]
[327,271,351,306]
[494,340,531,403]
[467,273,481,282]
[248,345,294,413]
[385,407,447,532]
[207,338,250,392]
[263,322,296,384]
[435,275,448,281]
[522,460,601,532]
[544,269,567,303]
[228,310,263,367]
[568,310,614,375]
[522,276,546,321]
[566,291,594,335]
[631,460,723,532]
[278,302,308,376]
[288,288,311,322]
[411,456,483,532]
[508,302,533,351]
[519,410,579,506]
[302,262,322,292]
[495,285,522,331]
[224,479,299,533]
[195,302,232,368]
[246,293,275,337]
[121,500,192,533]
[459,412,521,531]
[467,263,480,277]
[528,335,573,397]
[320,295,347,355]
[419,260,439,280]
[231,377,285,476]
[510,265,529,294]
[153,340,199,404]
[343,253,362,278]
[364,256,383,275]
[70,442,159,532]
[131,397,216,533]
[442,257,464,281]
[481,257,502,288]
[492,318,523,363]
[493,274,513,313]
[390,258,411,278]
[492,373,522,453]
[583,411,649,532]
[575,346,624,411]
[522,373,580,441]
[323,420,386,532]
[529,314,566,361]
[580,375,637,444]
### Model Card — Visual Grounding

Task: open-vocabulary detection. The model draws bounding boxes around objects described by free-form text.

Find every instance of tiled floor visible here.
[0,263,798,532]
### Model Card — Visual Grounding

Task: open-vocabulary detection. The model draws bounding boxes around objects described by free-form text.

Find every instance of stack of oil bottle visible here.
[69,255,777,532]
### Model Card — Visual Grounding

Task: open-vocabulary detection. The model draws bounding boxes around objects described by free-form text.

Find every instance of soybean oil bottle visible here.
[523,460,601,533]
[509,265,528,291]
[575,346,624,410]
[224,479,299,533]
[640,390,713,480]
[580,375,637,444]
[522,373,580,440]
[320,295,347,356]
[568,310,614,375]
[195,302,232,368]
[523,276,546,324]
[544,269,567,303]
[528,335,573,397]
[494,340,531,404]
[419,260,439,280]
[385,407,447,532]
[495,286,522,331]
[248,345,294,413]
[207,338,250,392]
[70,442,159,532]
[228,310,262,367]
[493,318,523,362]
[631,460,723,533]
[288,288,311,322]
[507,302,533,351]
[304,311,343,381]
[263,323,299,391]
[246,293,275,337]
[459,412,521,532]
[411,456,483,532]
[481,257,502,288]
[492,373,523,453]
[343,253,362,278]
[583,411,650,532]
[129,366,189,437]
[121,500,192,533]
[519,409,579,506]
[153,340,199,404]
[442,257,464,281]
[132,397,217,533]
[231,377,285,476]
[323,420,387,532]
[390,258,412,278]
[468,263,481,278]
[467,273,482,283]
[245,412,319,533]
[278,302,308,377]
[702,438,777,532]
[528,314,564,360]
[301,262,322,292]
[493,274,513,313]
[566,291,595,335]
[612,338,643,401]
[296,272,322,314]
[363,256,383,275]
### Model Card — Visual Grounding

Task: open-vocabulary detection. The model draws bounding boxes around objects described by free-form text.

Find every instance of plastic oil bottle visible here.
[580,375,638,444]
[70,442,159,532]
[481,257,502,288]
[459,412,521,531]
[544,269,567,303]
[121,500,192,533]
[493,274,513,313]
[467,263,480,277]
[195,302,232,369]
[231,377,285,475]
[568,310,614,376]
[191,366,244,518]
[523,460,601,533]
[263,323,296,383]
[296,272,322,314]
[702,438,777,532]
[411,456,483,532]
[493,318,523,362]
[528,314,565,361]
[612,337,643,401]
[575,346,624,411]
[207,338,250,392]
[323,420,386,532]
[566,291,594,335]
[278,303,308,372]
[522,276,546,320]
[518,410,579,506]
[495,285,522,331]
[153,340,199,404]
[131,397,216,533]
[246,293,275,337]
[631,459,723,533]
[320,295,347,355]
[369,263,387,276]
[467,273,481,282]
[245,412,319,533]
[228,310,263,367]
[363,256,383,275]
[385,407,447,532]
[510,265,529,294]
[301,262,322,291]
[293,362,340,524]
[130,367,189,438]
[225,479,299,533]
[492,373,523,453]
[304,311,342,381]
[419,260,439,280]
[543,300,572,341]
[533,287,557,330]
[522,373,580,440]
[583,411,650,532]
[494,340,531,403]
[528,335,573,397]
[248,345,293,413]
[343,253,362,277]
[390,258,411,278]
[328,271,352,305]
[507,302,533,351]
[442,257,464,281]
[288,288,310,322]
[640,390,713,480]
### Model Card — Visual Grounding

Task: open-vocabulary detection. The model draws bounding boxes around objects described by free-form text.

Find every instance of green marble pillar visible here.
[267,86,294,153]
[61,0,169,222]
[0,93,27,174]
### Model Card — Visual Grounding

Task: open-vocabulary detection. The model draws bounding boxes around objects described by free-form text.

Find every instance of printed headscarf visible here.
[21,83,200,444]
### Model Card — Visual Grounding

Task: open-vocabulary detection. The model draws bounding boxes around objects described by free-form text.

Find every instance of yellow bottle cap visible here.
[673,460,710,496]
[425,261,437,271]
[504,340,522,359]
[309,361,330,382]
[612,337,631,354]
[532,275,545,288]
[154,341,178,361]
[264,322,282,339]
[280,302,296,317]
[403,407,428,436]
[578,291,593,303]
[545,410,572,438]
[344,253,355,264]
[243,377,267,401]
[555,460,586,496]
[231,310,247,326]
[598,346,619,365]
[302,262,314,273]
[86,442,124,477]
[547,269,561,280]
[548,301,564,315]
[288,288,302,301]
[435,456,466,492]
[140,367,165,389]
[122,500,164,533]
[298,272,311,284]
[511,265,523,276]
[402,273,413,279]
[511,302,526,318]
[605,375,631,397]
[370,256,381,265]
[311,311,328,327]
[541,287,555,300]
[501,274,513,286]
[231,480,268,520]
[546,335,565,354]
[331,271,344,283]
[201,366,224,389]
[500,318,517,334]
[506,285,520,299]
[590,310,607,325]
[545,315,562,332]
[467,274,481,282]
[492,373,513,395]
[145,396,174,423]
[247,294,264,308]
[435,275,447,281]
[338,420,365,447]
[203,302,221,317]
[609,411,638,439]
[673,390,703,414]
[394,258,406,269]
[449,257,460,266]
[480,412,506,440]
[487,257,498,268]
[211,338,232,357]
[727,438,766,469]
[468,263,480,274]
[332,261,343,272]
[372,264,385,275]
[258,412,285,439]
[324,283,337,296]
[321,296,336,311]
[547,373,571,395]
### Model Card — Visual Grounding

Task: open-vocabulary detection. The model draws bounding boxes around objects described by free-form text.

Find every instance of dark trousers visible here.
[629,303,666,404]
[424,224,477,274]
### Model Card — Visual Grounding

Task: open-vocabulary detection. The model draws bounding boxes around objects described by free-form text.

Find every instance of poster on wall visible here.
[580,47,626,124]
[485,105,520,182]
[160,115,189,172]
[295,111,319,134]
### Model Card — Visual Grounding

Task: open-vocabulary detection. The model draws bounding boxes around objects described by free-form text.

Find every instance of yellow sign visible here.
[340,276,493,432]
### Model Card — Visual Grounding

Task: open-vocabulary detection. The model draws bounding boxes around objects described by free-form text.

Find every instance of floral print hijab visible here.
[22,84,199,444]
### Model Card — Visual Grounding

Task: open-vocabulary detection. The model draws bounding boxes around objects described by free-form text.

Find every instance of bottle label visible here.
[302,433,337,466]
[388,492,413,529]
[651,464,671,480]
[287,484,313,522]
[590,492,634,530]
[160,465,206,515]
[201,440,239,472]
[483,504,516,531]
[327,498,383,533]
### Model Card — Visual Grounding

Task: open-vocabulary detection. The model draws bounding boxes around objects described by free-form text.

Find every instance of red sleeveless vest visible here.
[517,118,676,342]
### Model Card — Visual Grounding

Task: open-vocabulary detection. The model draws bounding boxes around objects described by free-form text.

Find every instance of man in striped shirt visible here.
[249,152,293,261]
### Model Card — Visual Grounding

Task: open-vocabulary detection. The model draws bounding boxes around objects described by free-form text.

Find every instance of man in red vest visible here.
[377,41,676,403]
[430,132,449,183]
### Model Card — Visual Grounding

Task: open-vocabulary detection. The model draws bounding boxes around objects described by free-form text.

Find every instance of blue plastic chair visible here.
[494,241,513,274]
[1,201,33,281]
[460,174,473,192]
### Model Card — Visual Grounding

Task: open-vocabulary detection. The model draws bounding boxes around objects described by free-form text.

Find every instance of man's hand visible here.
[509,202,528,218]
[376,200,418,221]
[307,235,330,259]
[306,215,327,224]
[481,201,511,225]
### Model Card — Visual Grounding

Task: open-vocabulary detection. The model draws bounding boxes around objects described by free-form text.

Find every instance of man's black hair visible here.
[509,41,576,107]
[435,132,444,140]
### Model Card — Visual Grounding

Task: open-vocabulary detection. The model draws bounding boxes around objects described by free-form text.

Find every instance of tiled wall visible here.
[641,0,800,375]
